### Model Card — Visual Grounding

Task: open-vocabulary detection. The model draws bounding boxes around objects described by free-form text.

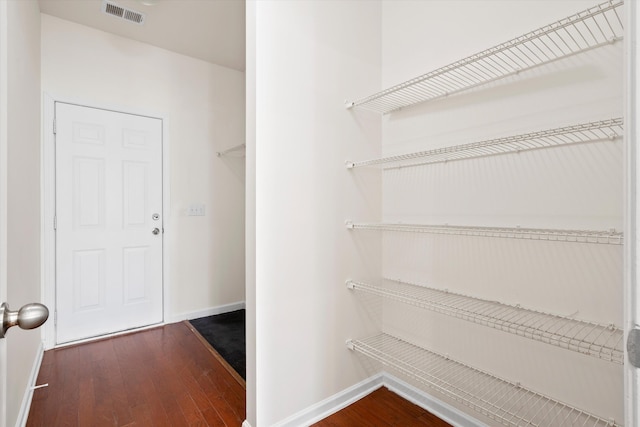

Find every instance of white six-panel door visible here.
[55,103,163,344]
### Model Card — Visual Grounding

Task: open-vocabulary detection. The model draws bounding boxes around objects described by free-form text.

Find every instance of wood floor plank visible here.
[159,393,190,426]
[195,371,243,426]
[200,407,227,427]
[27,322,246,427]
[28,322,451,427]
[76,377,96,426]
[176,392,207,425]
[312,387,452,427]
[129,403,154,426]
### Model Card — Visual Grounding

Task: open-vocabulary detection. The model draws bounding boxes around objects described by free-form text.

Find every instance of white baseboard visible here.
[383,373,487,427]
[271,374,384,427]
[167,301,246,323]
[15,341,45,427]
[242,421,253,427]
[52,301,247,349]
[269,372,484,427]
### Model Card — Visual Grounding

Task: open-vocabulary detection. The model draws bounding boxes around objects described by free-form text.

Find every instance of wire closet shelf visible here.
[347,279,623,364]
[216,143,246,157]
[345,222,624,245]
[346,0,624,114]
[347,334,620,427]
[346,118,623,169]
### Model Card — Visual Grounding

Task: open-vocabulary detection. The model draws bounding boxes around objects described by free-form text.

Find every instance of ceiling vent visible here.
[101,0,146,25]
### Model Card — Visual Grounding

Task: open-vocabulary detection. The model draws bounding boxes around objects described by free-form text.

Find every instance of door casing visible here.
[624,2,640,426]
[41,94,171,350]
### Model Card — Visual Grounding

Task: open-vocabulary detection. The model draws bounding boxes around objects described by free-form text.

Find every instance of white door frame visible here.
[41,94,171,349]
[624,2,639,427]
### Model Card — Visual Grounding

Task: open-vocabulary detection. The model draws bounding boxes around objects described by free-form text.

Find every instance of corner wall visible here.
[40,14,246,323]
[250,1,382,424]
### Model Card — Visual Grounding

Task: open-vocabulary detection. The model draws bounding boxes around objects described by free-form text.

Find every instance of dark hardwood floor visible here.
[27,322,450,426]
[27,322,245,427]
[311,387,453,427]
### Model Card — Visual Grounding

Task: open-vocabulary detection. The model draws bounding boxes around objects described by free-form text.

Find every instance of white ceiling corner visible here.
[38,0,246,72]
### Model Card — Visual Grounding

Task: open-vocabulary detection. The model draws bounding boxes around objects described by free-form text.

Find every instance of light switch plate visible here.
[187,203,205,216]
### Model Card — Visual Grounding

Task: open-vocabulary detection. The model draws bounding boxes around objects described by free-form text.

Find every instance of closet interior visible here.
[344,1,625,425]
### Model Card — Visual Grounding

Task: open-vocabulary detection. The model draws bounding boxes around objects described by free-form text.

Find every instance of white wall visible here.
[381,0,624,424]
[245,1,257,425]
[250,1,382,425]
[40,15,246,322]
[5,0,42,425]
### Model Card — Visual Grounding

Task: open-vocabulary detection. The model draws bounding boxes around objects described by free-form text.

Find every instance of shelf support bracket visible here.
[628,327,640,368]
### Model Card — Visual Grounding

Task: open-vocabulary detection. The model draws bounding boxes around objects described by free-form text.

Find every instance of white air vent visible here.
[101,0,145,25]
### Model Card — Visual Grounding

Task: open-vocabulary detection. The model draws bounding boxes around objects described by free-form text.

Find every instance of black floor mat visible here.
[189,309,246,379]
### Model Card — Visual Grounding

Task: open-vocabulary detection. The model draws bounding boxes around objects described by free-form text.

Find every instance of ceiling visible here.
[38,0,246,71]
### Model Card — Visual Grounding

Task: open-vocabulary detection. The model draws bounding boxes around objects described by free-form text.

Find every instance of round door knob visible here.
[152,228,160,235]
[0,302,49,338]
[17,303,50,330]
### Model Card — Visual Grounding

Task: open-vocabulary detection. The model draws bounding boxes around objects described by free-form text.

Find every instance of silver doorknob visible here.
[152,228,160,235]
[0,302,49,339]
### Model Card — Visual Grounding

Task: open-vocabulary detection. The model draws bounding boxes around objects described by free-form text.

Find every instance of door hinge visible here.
[628,327,640,368]
[53,310,57,326]
[53,215,57,230]
[53,117,57,134]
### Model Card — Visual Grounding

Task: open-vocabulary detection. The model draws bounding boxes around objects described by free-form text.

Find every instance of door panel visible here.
[123,246,148,302]
[73,157,105,229]
[73,249,105,311]
[123,161,148,227]
[55,103,163,344]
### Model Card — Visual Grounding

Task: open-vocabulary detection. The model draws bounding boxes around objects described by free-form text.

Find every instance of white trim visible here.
[168,301,246,323]
[40,94,55,350]
[269,373,486,427]
[241,421,252,427]
[624,1,640,426]
[14,342,44,427]
[161,111,171,329]
[48,301,246,349]
[40,92,168,122]
[271,374,384,427]
[383,373,487,427]
[41,95,170,349]
[53,322,163,349]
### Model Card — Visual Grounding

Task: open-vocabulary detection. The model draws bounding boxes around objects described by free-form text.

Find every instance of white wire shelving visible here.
[346,0,624,114]
[347,333,620,427]
[347,279,623,364]
[345,118,623,169]
[345,222,624,245]
[216,143,246,157]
